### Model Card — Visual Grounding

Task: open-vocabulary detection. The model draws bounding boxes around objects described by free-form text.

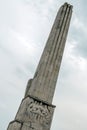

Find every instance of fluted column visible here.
[7,3,73,130]
[27,3,73,103]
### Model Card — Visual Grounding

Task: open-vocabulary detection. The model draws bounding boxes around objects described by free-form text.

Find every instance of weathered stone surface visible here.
[21,122,42,130]
[7,121,22,130]
[27,3,73,104]
[7,2,73,130]
[15,96,54,130]
[24,79,33,97]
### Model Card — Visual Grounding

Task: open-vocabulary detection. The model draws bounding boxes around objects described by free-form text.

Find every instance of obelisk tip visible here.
[64,2,73,8]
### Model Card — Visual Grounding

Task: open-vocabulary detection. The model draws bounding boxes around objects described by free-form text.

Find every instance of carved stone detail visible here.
[7,121,22,130]
[15,96,54,130]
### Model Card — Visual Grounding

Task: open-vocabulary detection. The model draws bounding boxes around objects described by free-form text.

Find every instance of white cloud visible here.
[72,16,87,35]
[53,99,87,130]
[0,0,87,130]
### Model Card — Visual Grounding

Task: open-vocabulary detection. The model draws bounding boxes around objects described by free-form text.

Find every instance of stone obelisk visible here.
[7,3,73,130]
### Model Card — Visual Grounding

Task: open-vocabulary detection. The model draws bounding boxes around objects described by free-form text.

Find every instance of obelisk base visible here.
[7,96,55,130]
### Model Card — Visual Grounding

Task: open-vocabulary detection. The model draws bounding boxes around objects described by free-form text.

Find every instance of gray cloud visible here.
[0,0,87,130]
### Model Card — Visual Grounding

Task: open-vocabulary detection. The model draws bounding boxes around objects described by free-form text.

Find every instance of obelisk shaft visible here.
[26,3,73,103]
[7,3,73,130]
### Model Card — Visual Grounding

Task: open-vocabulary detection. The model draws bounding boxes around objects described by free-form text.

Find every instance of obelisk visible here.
[7,3,73,130]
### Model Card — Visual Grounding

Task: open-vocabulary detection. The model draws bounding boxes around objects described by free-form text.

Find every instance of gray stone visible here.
[7,2,73,130]
[7,121,22,130]
[28,3,73,104]
[15,96,54,130]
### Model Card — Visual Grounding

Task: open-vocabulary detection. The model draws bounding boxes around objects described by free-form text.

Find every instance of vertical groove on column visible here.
[48,6,73,102]
[28,5,65,95]
[34,6,63,77]
[34,5,66,96]
[33,6,64,87]
[42,4,67,89]
[27,3,73,103]
[40,5,67,88]
[42,5,69,100]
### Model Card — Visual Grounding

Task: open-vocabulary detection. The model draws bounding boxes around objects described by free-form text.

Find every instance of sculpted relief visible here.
[26,101,52,124]
[16,97,54,130]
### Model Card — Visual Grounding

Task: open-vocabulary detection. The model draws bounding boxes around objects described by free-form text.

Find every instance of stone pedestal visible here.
[7,96,55,130]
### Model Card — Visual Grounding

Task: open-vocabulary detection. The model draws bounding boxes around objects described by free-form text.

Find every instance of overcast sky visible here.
[0,0,87,130]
